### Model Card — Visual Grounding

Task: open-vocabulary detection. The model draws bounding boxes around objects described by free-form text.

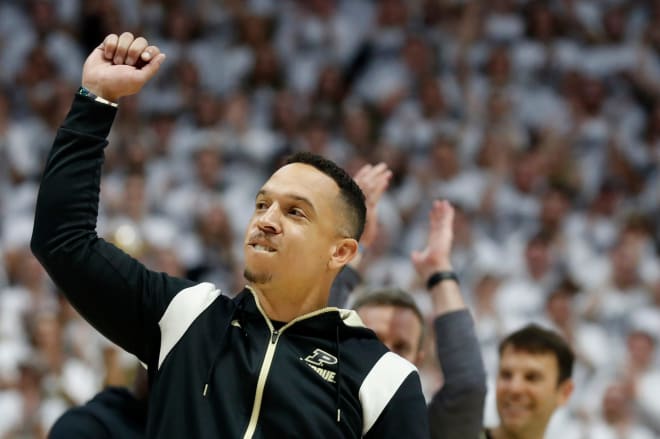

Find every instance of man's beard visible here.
[244,268,272,284]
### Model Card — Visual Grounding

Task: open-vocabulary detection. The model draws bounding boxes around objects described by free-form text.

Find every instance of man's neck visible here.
[248,283,330,323]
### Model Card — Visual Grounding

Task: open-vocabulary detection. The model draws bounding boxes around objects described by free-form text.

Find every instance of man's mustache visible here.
[247,232,277,245]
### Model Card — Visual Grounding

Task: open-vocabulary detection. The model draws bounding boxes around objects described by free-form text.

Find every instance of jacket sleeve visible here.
[428,310,487,439]
[30,95,194,363]
[364,371,430,439]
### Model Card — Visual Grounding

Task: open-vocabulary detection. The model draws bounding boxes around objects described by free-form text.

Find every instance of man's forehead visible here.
[271,162,327,180]
[500,347,559,371]
[359,305,420,329]
[358,305,395,324]
[259,164,344,217]
[265,163,339,194]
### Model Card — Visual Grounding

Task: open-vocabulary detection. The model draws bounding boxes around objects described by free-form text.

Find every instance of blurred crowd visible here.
[0,0,659,437]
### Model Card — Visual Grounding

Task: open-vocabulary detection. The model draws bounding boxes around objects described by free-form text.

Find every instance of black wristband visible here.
[426,271,459,290]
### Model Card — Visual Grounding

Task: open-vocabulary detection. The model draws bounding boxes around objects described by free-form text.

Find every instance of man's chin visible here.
[500,415,532,434]
[244,268,272,284]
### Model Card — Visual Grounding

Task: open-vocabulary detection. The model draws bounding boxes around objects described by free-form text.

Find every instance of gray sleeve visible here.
[428,310,487,439]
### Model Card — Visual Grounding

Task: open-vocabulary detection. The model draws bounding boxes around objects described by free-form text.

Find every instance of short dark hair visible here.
[285,152,366,240]
[499,324,574,386]
[352,287,425,350]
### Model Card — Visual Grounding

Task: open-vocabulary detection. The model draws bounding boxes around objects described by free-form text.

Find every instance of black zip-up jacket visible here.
[31,95,430,439]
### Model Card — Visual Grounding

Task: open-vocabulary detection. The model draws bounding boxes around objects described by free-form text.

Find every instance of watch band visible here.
[77,86,118,108]
[426,271,459,290]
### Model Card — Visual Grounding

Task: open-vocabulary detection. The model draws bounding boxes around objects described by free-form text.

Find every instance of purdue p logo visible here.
[304,349,338,366]
[303,349,338,383]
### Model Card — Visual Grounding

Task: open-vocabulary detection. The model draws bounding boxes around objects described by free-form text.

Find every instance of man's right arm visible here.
[31,94,194,362]
[30,34,185,363]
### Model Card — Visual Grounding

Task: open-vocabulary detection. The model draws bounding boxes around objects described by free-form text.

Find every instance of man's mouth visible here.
[250,243,276,252]
[501,401,532,418]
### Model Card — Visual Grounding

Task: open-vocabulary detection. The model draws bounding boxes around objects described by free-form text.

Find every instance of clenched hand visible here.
[82,32,166,102]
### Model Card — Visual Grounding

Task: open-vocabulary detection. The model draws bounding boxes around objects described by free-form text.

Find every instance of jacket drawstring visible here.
[203,298,247,397]
[335,323,342,423]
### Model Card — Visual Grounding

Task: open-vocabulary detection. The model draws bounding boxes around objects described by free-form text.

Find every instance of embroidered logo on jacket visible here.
[303,349,337,383]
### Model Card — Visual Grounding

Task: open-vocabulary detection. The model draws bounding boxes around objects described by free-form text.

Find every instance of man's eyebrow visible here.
[256,189,317,214]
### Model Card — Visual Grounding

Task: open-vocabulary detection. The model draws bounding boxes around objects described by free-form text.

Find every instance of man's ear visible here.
[556,378,574,407]
[328,238,359,270]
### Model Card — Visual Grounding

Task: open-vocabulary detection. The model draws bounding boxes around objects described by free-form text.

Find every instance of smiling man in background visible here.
[484,325,575,439]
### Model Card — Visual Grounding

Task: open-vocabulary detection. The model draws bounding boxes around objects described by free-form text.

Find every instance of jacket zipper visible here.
[242,328,281,439]
[241,287,345,439]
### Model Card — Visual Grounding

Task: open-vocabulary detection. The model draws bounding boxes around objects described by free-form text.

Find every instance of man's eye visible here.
[256,202,268,210]
[526,373,541,382]
[289,208,305,217]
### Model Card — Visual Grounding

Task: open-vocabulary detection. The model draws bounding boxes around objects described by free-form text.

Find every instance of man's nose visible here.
[256,204,282,234]
[506,375,525,394]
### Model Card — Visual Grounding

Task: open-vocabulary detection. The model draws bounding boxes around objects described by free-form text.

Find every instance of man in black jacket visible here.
[31,32,429,438]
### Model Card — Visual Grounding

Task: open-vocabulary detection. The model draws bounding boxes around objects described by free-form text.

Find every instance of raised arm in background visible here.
[412,200,488,439]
